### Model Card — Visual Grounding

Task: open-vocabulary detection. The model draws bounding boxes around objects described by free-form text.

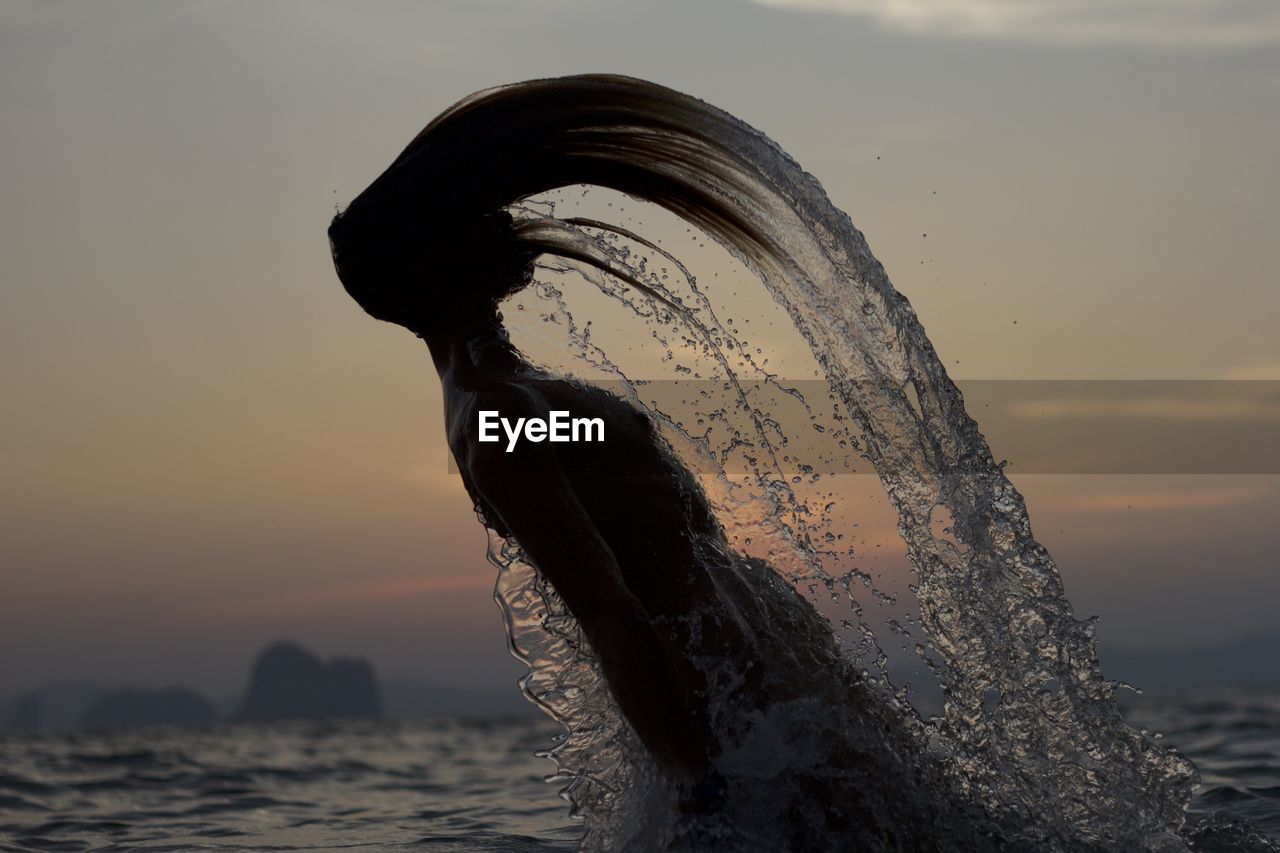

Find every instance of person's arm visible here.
[456,389,712,777]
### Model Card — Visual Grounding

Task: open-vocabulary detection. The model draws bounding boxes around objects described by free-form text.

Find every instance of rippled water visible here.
[1,695,1277,851]
[1127,691,1280,848]
[0,716,578,851]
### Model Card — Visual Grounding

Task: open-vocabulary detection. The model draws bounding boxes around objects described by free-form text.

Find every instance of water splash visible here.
[488,189,1200,849]
[335,75,1204,850]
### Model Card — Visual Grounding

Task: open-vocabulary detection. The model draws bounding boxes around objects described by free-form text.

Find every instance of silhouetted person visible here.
[328,75,845,780]
[326,75,1071,849]
[336,216,746,776]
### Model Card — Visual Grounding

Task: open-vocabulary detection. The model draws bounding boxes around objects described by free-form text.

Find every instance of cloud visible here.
[746,0,1280,48]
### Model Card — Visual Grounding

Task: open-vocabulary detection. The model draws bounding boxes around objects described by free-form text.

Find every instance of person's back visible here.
[436,320,760,775]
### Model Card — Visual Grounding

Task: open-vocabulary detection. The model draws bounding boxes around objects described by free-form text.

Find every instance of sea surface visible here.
[1,690,1278,851]
[1128,689,1280,845]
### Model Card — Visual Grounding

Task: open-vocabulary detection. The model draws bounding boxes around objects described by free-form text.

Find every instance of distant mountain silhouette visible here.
[5,693,42,730]
[1100,629,1280,695]
[2,683,105,731]
[3,630,1277,731]
[234,642,382,722]
[79,687,217,729]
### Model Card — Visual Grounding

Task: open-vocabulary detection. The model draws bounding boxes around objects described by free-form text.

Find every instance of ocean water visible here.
[1,693,1277,851]
[1128,691,1280,847]
[0,716,579,851]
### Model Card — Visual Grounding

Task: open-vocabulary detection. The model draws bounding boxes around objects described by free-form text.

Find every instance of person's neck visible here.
[421,310,522,387]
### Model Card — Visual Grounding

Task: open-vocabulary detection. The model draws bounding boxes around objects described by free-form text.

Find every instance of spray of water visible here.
[332,75,1201,850]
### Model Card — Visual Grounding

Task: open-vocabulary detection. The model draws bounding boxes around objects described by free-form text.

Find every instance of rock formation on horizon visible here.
[79,687,218,729]
[234,641,382,722]
[2,683,105,731]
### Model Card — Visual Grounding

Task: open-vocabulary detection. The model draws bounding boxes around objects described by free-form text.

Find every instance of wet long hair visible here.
[327,74,806,337]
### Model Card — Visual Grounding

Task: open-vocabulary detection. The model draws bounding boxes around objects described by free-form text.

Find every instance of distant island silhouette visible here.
[234,641,382,722]
[0,639,535,733]
[80,687,217,729]
[0,641,384,732]
[7,630,1272,733]
[3,682,104,731]
[1100,629,1280,695]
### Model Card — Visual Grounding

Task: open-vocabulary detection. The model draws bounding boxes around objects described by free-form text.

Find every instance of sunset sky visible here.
[2,0,1278,701]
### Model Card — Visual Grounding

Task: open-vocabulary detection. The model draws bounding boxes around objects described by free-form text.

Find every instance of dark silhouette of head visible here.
[328,74,783,340]
[329,206,534,337]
